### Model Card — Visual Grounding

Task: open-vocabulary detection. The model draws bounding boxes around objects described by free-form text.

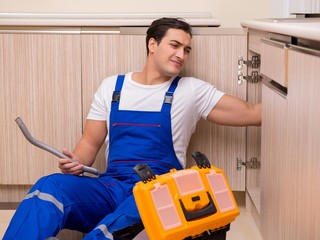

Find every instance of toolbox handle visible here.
[191,151,211,168]
[179,192,217,221]
[133,163,156,183]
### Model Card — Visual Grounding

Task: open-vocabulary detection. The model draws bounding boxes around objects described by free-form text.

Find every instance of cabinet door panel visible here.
[284,48,320,240]
[81,34,146,120]
[184,35,247,191]
[261,40,288,87]
[0,33,82,184]
[246,52,261,211]
[260,84,287,240]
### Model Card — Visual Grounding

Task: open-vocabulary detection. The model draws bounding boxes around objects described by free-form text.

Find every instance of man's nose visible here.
[176,47,185,59]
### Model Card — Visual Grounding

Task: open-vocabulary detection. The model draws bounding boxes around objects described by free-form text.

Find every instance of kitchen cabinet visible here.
[0,26,249,206]
[0,29,83,185]
[245,25,320,239]
[284,46,320,240]
[259,38,289,239]
[0,29,84,239]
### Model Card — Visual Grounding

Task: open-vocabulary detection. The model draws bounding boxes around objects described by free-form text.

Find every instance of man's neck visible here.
[132,71,172,85]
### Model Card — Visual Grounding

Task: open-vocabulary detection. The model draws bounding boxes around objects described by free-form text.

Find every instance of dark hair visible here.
[146,17,193,54]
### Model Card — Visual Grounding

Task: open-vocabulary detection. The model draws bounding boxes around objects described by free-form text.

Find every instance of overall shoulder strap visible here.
[111,75,125,112]
[161,76,181,113]
[112,75,125,103]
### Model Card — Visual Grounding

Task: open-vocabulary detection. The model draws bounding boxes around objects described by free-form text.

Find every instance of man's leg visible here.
[3,173,132,239]
[84,194,141,240]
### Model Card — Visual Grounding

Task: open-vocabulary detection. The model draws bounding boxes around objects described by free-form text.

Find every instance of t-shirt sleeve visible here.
[86,77,115,121]
[192,78,225,119]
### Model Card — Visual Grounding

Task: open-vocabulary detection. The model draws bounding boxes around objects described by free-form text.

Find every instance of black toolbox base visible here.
[113,222,230,240]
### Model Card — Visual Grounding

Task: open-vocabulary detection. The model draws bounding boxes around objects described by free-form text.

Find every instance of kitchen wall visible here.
[0,0,272,27]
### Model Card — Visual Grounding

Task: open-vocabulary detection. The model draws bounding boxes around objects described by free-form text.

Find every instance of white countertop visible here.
[241,18,320,42]
[0,13,220,27]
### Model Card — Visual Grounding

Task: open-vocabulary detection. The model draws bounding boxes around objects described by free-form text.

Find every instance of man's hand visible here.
[58,149,84,175]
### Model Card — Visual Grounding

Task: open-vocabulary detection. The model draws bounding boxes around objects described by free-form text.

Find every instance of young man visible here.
[4,17,261,239]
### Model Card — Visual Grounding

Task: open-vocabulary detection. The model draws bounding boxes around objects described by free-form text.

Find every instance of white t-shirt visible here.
[87,72,225,167]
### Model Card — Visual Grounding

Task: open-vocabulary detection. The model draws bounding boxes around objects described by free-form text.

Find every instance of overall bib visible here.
[107,74,183,181]
[3,75,182,240]
[84,75,183,239]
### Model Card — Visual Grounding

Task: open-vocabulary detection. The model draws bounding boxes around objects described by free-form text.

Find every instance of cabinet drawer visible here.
[261,39,288,87]
[248,29,268,54]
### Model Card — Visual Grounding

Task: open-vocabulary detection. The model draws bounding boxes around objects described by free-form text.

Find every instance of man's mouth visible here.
[171,59,182,68]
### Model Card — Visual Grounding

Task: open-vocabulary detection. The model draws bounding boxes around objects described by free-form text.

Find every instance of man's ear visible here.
[148,38,157,54]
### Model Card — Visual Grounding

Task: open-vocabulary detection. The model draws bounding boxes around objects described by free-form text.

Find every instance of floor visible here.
[0,194,263,240]
[0,210,15,239]
[227,206,263,240]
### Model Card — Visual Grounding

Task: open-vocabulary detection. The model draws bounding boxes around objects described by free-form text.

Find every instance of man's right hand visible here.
[58,149,84,175]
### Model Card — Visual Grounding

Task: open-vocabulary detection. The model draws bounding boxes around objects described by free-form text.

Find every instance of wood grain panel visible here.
[248,29,268,54]
[0,185,31,203]
[260,84,287,240]
[284,48,320,240]
[246,50,262,212]
[183,34,247,191]
[0,33,82,184]
[261,41,288,87]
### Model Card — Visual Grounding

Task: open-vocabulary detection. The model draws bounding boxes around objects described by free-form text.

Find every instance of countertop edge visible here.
[241,19,320,42]
[0,13,220,27]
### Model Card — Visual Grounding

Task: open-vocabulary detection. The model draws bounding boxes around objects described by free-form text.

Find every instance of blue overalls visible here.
[3,75,182,240]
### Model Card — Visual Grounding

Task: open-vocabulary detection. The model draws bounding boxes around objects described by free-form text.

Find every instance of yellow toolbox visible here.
[133,152,240,240]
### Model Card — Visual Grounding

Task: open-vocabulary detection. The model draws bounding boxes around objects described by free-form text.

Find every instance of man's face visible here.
[149,28,192,77]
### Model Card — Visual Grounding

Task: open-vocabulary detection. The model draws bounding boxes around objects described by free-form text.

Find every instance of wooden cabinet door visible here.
[81,32,147,172]
[246,62,261,214]
[284,47,320,240]
[0,31,82,185]
[260,84,287,240]
[184,33,248,191]
[81,30,247,191]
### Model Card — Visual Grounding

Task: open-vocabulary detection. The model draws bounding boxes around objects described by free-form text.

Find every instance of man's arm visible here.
[58,119,107,175]
[207,94,261,126]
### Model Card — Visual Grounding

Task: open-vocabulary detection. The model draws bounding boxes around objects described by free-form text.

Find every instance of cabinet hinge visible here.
[237,55,262,85]
[238,55,261,69]
[238,70,263,85]
[237,157,261,170]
